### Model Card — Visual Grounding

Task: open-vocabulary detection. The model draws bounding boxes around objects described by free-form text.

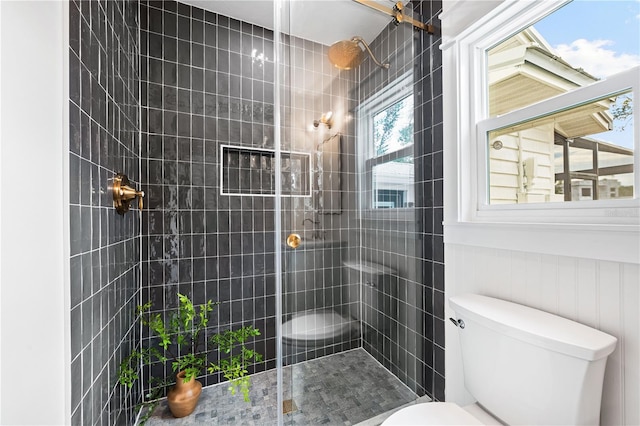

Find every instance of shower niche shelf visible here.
[220,144,311,197]
[343,260,396,276]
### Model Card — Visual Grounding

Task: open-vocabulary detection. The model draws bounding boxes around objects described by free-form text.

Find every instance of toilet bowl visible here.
[383,294,617,426]
[282,309,357,363]
[383,402,502,425]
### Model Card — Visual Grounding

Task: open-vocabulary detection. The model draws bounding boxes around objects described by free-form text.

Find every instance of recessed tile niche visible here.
[220,145,311,196]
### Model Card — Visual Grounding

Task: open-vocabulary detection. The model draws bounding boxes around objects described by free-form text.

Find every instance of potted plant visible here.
[118,293,262,423]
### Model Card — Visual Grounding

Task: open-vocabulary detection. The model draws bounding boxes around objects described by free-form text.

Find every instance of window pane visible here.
[373,95,413,156]
[488,91,634,204]
[487,0,640,117]
[372,156,414,208]
[568,146,593,172]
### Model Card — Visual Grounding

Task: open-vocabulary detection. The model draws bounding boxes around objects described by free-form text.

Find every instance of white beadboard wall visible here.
[444,243,639,425]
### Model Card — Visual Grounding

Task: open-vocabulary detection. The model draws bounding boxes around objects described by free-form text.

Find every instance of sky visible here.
[533,0,640,149]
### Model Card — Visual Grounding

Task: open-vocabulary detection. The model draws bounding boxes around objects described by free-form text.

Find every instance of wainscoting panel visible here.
[445,243,639,426]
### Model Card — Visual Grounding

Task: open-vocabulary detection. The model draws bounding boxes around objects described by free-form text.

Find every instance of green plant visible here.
[208,325,263,401]
[117,294,263,422]
[118,294,214,423]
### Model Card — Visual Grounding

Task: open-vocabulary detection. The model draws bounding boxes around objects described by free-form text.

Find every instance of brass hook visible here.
[112,173,144,215]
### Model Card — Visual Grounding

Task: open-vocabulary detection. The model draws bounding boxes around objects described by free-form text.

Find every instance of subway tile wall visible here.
[139,0,364,392]
[70,0,447,413]
[353,1,444,399]
[69,0,142,424]
[414,0,444,400]
[278,31,361,364]
[354,17,425,395]
[139,0,278,393]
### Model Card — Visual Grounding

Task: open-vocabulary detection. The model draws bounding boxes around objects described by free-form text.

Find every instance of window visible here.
[480,1,638,208]
[358,73,414,211]
[441,0,640,262]
[452,0,640,224]
[484,89,635,204]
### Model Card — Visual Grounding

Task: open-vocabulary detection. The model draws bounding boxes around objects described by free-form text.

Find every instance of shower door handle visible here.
[286,233,302,249]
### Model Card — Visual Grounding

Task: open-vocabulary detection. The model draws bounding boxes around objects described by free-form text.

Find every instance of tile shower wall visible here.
[69,0,141,424]
[279,32,361,364]
[139,0,278,392]
[414,0,444,401]
[138,0,441,403]
[354,0,443,399]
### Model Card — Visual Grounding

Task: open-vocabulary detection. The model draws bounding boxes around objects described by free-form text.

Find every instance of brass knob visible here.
[113,173,144,215]
[286,234,302,249]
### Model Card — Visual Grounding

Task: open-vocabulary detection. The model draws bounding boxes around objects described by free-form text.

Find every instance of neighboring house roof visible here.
[488,27,613,138]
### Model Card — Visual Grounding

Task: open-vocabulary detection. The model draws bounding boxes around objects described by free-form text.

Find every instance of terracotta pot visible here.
[167,371,202,418]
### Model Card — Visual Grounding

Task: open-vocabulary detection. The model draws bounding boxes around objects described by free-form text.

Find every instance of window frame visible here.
[357,72,415,218]
[441,0,640,264]
[477,67,639,219]
[465,0,639,223]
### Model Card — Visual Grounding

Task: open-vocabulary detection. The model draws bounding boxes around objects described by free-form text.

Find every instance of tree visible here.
[374,101,402,155]
[611,94,632,131]
[373,98,414,156]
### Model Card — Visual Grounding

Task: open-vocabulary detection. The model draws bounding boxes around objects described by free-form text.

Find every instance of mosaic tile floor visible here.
[144,348,418,425]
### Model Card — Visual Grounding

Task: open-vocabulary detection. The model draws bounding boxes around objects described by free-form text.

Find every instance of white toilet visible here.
[383,294,617,425]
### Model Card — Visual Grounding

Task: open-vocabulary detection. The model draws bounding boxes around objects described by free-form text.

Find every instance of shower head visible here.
[327,36,390,70]
[328,39,364,70]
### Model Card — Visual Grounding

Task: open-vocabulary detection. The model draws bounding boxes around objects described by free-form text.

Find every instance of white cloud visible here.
[553,38,640,79]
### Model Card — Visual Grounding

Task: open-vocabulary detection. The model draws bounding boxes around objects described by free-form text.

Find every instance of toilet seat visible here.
[282,310,355,345]
[382,402,486,425]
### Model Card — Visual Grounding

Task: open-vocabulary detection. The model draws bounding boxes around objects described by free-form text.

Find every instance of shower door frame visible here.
[273,1,286,425]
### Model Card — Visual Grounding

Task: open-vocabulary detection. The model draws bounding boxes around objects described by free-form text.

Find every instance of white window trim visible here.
[357,71,415,220]
[441,0,640,264]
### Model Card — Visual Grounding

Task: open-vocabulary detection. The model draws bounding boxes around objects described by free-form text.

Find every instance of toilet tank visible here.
[450,294,617,426]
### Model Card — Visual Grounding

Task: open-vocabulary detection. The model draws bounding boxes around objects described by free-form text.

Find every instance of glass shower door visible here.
[274,1,364,423]
[274,0,424,424]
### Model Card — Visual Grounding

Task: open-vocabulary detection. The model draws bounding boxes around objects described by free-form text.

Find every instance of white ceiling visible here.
[181,0,394,46]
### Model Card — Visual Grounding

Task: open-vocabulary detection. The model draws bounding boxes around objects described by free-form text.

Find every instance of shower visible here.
[328,36,390,70]
[69,0,440,423]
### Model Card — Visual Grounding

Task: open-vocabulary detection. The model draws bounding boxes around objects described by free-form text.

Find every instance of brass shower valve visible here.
[112,173,144,215]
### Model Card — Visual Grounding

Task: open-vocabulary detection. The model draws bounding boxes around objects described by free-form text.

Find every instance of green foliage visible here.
[118,350,145,388]
[611,94,633,131]
[209,326,263,402]
[173,352,207,383]
[400,124,413,150]
[117,294,263,422]
[374,101,402,156]
[137,379,165,425]
[373,96,414,156]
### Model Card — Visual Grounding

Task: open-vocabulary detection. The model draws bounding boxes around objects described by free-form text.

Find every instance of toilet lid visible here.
[382,403,485,425]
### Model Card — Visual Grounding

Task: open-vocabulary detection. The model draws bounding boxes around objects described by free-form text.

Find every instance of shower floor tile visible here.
[144,348,417,425]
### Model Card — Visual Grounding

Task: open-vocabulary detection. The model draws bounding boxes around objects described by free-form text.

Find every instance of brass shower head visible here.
[328,39,364,70]
[327,36,390,70]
